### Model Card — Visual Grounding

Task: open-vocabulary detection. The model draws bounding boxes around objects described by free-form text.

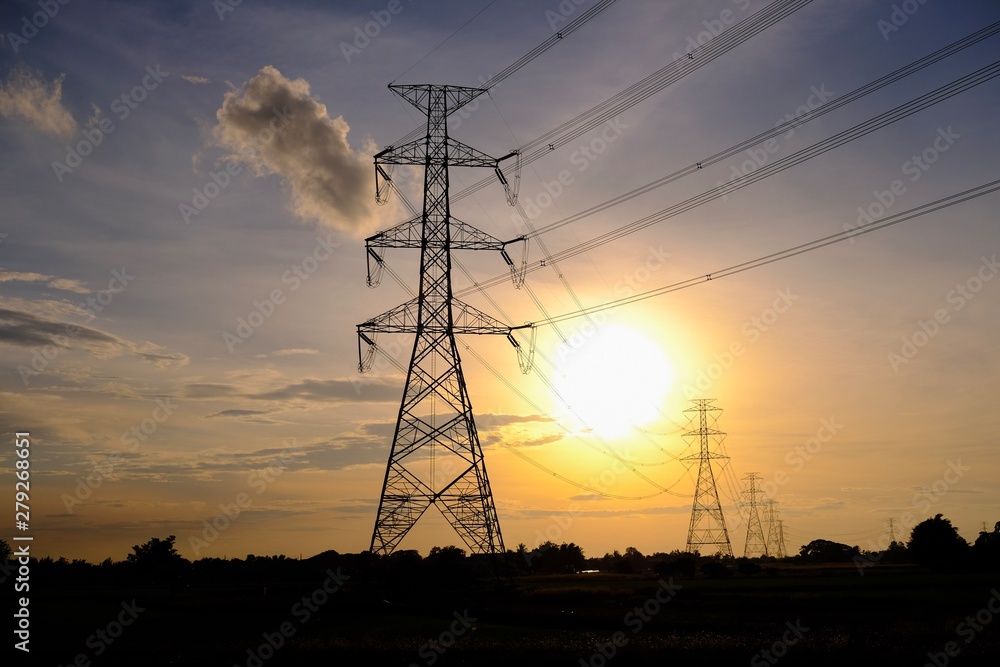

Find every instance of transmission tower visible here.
[764,500,787,558]
[741,472,769,558]
[887,517,898,544]
[682,399,733,557]
[356,84,525,564]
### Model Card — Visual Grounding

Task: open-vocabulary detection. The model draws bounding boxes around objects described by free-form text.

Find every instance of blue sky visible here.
[1,0,999,561]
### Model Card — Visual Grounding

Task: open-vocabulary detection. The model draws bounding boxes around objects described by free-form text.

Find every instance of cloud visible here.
[249,377,400,403]
[0,303,188,368]
[0,66,77,138]
[182,75,210,84]
[272,348,320,356]
[210,65,381,233]
[180,376,400,404]
[0,268,91,294]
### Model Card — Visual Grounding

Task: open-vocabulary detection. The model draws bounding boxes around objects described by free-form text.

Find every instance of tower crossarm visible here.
[358,298,526,336]
[366,217,520,251]
[375,137,502,169]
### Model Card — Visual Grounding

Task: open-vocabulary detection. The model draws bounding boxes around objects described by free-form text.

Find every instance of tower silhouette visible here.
[683,399,733,557]
[741,472,769,557]
[764,499,787,558]
[357,84,524,562]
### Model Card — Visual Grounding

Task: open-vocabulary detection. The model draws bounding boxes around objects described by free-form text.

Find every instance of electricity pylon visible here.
[741,472,769,557]
[682,399,733,557]
[764,500,787,558]
[356,84,526,565]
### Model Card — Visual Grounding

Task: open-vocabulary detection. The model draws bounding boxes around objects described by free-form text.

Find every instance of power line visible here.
[527,176,1000,328]
[451,0,818,202]
[458,57,1000,297]
[518,20,1000,241]
[392,0,500,84]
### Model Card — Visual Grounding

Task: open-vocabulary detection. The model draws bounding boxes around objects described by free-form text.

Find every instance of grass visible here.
[25,564,1000,666]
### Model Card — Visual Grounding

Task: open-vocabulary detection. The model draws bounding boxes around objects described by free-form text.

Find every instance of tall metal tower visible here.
[682,399,733,557]
[741,472,769,558]
[356,84,524,562]
[764,500,787,558]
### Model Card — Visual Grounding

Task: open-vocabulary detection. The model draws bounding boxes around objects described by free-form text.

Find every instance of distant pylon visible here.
[682,399,733,557]
[357,84,525,567]
[764,500,787,558]
[741,473,769,557]
[888,517,898,543]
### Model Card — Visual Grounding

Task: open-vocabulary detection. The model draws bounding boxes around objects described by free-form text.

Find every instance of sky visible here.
[1,0,999,563]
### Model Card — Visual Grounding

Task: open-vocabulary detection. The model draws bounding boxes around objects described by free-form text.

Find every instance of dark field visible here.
[25,563,1000,666]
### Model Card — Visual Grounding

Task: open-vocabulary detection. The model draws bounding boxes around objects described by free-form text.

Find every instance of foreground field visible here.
[29,564,1000,666]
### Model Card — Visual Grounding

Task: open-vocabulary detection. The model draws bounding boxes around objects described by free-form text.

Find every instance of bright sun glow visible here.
[552,324,675,438]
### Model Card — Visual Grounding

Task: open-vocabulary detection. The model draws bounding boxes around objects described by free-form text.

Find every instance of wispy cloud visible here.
[0,302,188,368]
[182,75,210,84]
[0,66,77,138]
[0,268,90,294]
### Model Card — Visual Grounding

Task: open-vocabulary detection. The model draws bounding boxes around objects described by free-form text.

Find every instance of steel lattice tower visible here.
[682,399,733,557]
[357,84,525,563]
[764,500,787,558]
[741,472,769,557]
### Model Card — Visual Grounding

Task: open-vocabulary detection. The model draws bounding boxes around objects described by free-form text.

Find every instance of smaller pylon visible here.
[682,399,733,557]
[764,500,787,558]
[741,473,768,558]
[887,517,898,544]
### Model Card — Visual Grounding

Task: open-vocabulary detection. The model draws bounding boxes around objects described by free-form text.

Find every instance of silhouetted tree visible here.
[530,541,585,573]
[735,557,762,576]
[126,535,189,582]
[798,539,860,562]
[701,558,732,578]
[426,545,467,575]
[653,551,697,578]
[908,514,969,570]
[972,521,1000,570]
[0,538,10,560]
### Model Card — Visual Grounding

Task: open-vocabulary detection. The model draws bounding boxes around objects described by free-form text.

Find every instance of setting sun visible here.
[551,323,675,438]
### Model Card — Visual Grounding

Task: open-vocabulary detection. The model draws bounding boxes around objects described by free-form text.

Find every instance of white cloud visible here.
[0,66,77,138]
[210,65,384,233]
[182,75,210,84]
